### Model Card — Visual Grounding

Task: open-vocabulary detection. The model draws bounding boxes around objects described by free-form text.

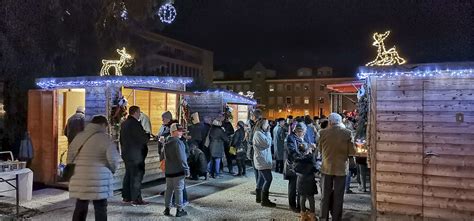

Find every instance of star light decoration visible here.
[366,31,406,66]
[157,2,177,24]
[36,76,193,89]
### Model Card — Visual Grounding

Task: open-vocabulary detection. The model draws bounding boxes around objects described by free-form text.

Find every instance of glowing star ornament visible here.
[100,47,133,76]
[366,31,406,66]
[157,3,177,24]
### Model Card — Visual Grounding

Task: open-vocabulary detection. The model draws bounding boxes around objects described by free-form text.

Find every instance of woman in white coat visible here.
[253,119,276,207]
[67,115,120,221]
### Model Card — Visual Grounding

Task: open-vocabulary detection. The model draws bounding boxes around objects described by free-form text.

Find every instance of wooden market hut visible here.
[185,90,256,128]
[360,62,474,220]
[326,81,363,114]
[28,76,192,188]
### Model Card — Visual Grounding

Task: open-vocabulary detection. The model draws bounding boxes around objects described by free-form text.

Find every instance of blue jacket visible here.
[304,124,316,144]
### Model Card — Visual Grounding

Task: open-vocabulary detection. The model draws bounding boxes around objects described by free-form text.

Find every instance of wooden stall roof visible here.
[358,62,474,79]
[194,90,257,105]
[326,81,363,93]
[35,76,193,91]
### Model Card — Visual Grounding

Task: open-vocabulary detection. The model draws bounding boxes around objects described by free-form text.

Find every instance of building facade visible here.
[134,31,214,87]
[213,63,357,119]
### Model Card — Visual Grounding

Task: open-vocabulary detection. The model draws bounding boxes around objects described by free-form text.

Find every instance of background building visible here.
[134,32,214,87]
[213,63,357,119]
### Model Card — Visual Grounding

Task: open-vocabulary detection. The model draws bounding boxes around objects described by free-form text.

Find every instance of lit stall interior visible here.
[228,104,249,128]
[121,87,178,135]
[56,89,85,165]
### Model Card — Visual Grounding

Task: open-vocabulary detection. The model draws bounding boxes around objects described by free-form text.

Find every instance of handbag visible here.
[283,159,296,178]
[229,146,237,155]
[60,132,99,182]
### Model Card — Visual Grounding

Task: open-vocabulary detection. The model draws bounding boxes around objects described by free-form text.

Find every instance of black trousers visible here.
[236,158,246,175]
[122,160,145,201]
[320,174,346,221]
[72,199,107,221]
[275,160,284,173]
[288,176,300,209]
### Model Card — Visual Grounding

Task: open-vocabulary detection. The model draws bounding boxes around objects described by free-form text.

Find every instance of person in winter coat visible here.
[231,121,246,176]
[188,142,208,180]
[158,111,174,160]
[248,109,263,194]
[285,123,307,213]
[253,119,276,207]
[222,117,236,174]
[273,118,286,173]
[208,120,229,178]
[120,106,150,206]
[64,106,86,144]
[319,113,356,221]
[68,115,120,221]
[295,141,318,221]
[163,123,190,217]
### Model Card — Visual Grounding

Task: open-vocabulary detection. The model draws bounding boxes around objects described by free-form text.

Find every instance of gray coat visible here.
[68,124,120,200]
[164,137,189,177]
[209,125,229,158]
[272,125,285,160]
[253,130,273,170]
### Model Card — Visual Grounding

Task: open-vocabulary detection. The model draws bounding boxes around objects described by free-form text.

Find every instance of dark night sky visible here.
[161,0,474,76]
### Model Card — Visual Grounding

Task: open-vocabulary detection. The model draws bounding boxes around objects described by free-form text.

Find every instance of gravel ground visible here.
[6,169,371,220]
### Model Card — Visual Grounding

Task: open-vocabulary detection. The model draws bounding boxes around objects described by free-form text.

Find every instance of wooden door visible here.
[28,90,58,184]
[422,79,474,220]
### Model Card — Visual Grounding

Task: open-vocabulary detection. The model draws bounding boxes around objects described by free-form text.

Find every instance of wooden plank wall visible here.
[28,90,57,184]
[373,77,474,220]
[186,93,223,122]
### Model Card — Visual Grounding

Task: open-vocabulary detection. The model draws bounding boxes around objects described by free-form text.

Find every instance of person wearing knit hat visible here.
[162,111,173,122]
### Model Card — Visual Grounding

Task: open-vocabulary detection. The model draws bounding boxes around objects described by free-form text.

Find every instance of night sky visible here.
[161,0,474,77]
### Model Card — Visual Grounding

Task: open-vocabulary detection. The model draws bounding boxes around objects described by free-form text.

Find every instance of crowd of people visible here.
[64,105,368,221]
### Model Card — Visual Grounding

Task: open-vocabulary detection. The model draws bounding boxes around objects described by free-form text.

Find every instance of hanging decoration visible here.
[100,47,133,76]
[110,96,128,140]
[366,31,406,66]
[357,86,366,100]
[180,99,190,125]
[224,105,234,120]
[36,76,193,89]
[116,1,128,21]
[358,68,474,79]
[238,91,255,99]
[157,2,177,24]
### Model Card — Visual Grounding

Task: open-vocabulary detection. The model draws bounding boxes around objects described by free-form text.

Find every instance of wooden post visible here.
[368,76,378,220]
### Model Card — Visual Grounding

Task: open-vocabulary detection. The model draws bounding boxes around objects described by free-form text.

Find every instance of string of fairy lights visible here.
[36,76,193,89]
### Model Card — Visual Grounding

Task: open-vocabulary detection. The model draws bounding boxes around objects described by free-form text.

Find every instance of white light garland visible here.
[157,3,177,24]
[358,69,474,79]
[36,76,193,89]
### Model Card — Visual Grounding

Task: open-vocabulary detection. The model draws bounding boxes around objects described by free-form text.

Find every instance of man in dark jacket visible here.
[120,106,150,206]
[187,112,203,148]
[64,106,86,144]
[163,123,190,217]
[221,115,235,174]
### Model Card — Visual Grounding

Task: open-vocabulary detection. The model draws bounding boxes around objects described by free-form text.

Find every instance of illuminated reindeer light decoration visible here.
[100,47,133,76]
[366,31,406,66]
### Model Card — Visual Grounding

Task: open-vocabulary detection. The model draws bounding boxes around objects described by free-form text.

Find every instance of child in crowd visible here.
[295,142,318,221]
[188,142,208,180]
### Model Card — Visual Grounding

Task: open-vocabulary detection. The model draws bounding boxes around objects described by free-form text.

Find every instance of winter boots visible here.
[261,191,276,207]
[255,189,262,203]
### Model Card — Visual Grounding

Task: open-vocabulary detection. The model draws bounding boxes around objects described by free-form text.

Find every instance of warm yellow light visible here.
[366,31,406,66]
[100,47,133,76]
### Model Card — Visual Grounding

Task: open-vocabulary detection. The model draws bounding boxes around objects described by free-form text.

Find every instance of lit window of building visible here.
[303,83,310,91]
[304,109,310,115]
[304,97,310,104]
[269,84,275,92]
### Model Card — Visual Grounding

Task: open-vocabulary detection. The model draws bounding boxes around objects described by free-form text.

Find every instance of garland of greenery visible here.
[355,83,368,140]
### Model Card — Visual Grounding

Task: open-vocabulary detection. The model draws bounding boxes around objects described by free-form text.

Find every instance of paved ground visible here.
[0,168,371,220]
